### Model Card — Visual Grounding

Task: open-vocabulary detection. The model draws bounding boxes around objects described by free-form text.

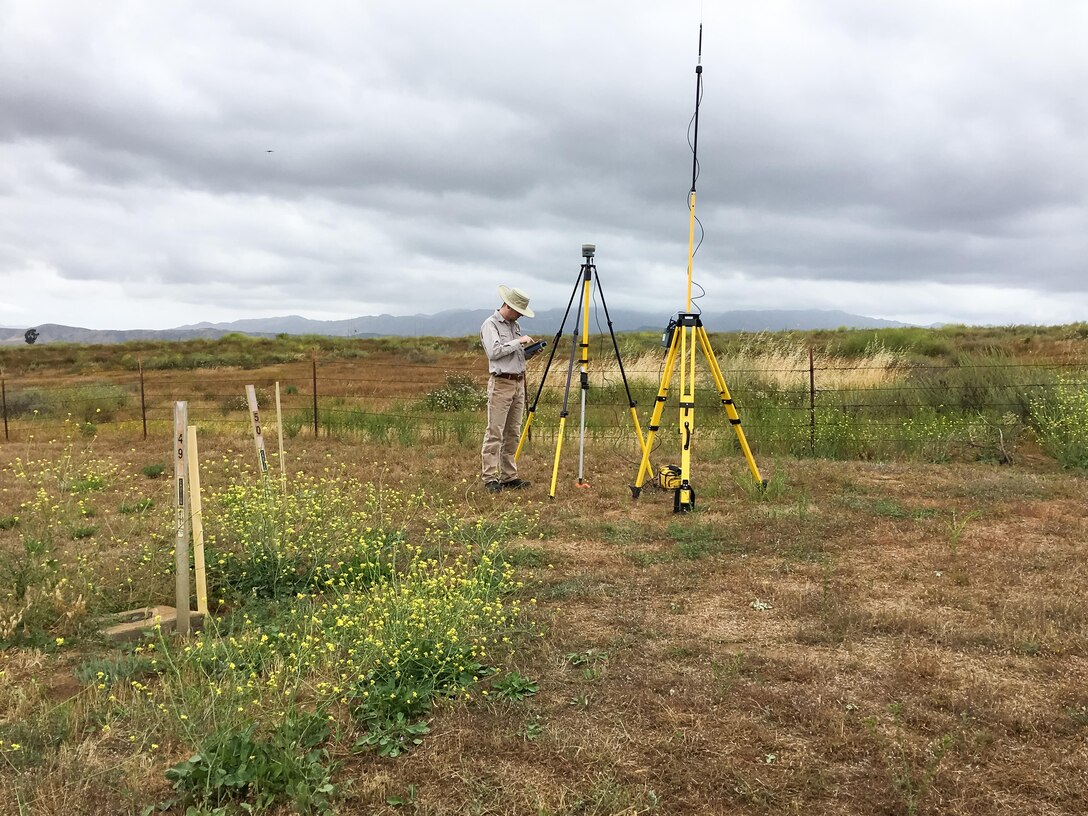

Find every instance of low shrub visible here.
[1031,375,1088,468]
[422,373,487,412]
[2,388,49,418]
[141,463,166,479]
[68,383,131,422]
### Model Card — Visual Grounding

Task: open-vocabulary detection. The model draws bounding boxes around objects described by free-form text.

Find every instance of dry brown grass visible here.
[551,334,907,393]
[1,356,1087,815]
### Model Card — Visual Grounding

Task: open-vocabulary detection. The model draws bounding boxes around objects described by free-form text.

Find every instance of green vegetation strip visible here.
[2,455,538,814]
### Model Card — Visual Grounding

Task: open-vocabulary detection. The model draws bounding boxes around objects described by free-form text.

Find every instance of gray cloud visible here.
[2,0,1087,329]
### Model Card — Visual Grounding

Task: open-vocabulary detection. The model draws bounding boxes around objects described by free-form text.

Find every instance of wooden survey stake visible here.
[245,385,269,475]
[186,425,208,615]
[275,381,286,489]
[173,402,191,636]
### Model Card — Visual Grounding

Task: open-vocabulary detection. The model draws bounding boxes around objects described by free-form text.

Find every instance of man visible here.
[480,285,537,492]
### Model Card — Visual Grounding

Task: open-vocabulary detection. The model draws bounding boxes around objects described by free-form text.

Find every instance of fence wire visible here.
[2,359,1086,462]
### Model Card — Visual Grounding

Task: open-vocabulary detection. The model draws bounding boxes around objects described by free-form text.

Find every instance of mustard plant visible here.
[1031,374,1088,468]
[0,434,117,645]
[422,373,487,412]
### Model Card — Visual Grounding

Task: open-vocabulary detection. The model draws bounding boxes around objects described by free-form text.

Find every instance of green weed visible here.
[161,714,335,814]
[491,671,539,701]
[565,649,608,668]
[946,509,981,555]
[734,469,787,501]
[866,705,955,816]
[516,715,545,741]
[74,654,159,688]
[64,474,107,493]
[622,548,674,567]
[119,498,154,514]
[386,783,419,807]
[499,546,549,568]
[353,713,430,759]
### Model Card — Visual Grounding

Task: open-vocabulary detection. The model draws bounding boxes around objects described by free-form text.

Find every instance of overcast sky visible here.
[2,1,1086,330]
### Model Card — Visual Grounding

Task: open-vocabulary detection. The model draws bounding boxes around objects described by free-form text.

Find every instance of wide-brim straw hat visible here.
[498,285,534,318]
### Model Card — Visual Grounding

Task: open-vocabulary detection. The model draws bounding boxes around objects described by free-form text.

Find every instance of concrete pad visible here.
[101,606,206,641]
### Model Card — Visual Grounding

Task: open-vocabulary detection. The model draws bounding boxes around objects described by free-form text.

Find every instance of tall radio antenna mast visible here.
[630,24,766,512]
[685,24,703,313]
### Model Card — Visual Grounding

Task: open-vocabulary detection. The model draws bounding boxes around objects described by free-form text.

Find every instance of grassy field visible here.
[2,327,1087,815]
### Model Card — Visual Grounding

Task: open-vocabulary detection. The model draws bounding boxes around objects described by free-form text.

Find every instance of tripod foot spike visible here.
[629,484,641,500]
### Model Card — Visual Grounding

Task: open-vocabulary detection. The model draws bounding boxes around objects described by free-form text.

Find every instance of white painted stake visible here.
[245,384,269,476]
[275,381,286,490]
[186,425,208,615]
[173,402,191,636]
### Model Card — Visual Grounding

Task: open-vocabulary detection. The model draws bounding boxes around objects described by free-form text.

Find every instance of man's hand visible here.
[518,335,535,346]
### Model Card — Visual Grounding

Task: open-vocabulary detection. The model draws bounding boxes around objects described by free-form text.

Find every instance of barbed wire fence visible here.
[2,355,1086,463]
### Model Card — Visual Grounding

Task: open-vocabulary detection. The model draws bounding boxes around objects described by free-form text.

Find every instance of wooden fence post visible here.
[311,351,319,437]
[809,345,816,455]
[139,360,147,440]
[1,372,8,442]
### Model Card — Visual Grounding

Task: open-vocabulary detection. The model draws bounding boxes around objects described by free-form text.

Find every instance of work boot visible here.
[484,481,503,493]
[501,478,531,490]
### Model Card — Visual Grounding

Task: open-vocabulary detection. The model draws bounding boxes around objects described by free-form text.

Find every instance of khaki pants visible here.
[481,375,524,483]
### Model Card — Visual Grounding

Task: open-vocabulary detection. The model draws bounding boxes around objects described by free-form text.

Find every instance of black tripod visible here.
[514,244,649,497]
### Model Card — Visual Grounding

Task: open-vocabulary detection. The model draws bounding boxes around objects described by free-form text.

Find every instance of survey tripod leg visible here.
[695,327,764,487]
[631,324,682,497]
[594,270,651,468]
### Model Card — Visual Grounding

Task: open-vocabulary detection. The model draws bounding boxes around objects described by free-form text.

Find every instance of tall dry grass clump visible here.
[723,335,907,391]
[548,335,909,392]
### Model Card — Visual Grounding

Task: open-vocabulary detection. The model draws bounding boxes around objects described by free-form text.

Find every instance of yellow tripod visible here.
[630,26,765,512]
[515,244,649,498]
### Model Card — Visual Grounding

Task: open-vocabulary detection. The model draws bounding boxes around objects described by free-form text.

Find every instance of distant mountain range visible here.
[1,308,910,345]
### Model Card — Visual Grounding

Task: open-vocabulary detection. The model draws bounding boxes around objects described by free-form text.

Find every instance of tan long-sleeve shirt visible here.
[481,310,526,376]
